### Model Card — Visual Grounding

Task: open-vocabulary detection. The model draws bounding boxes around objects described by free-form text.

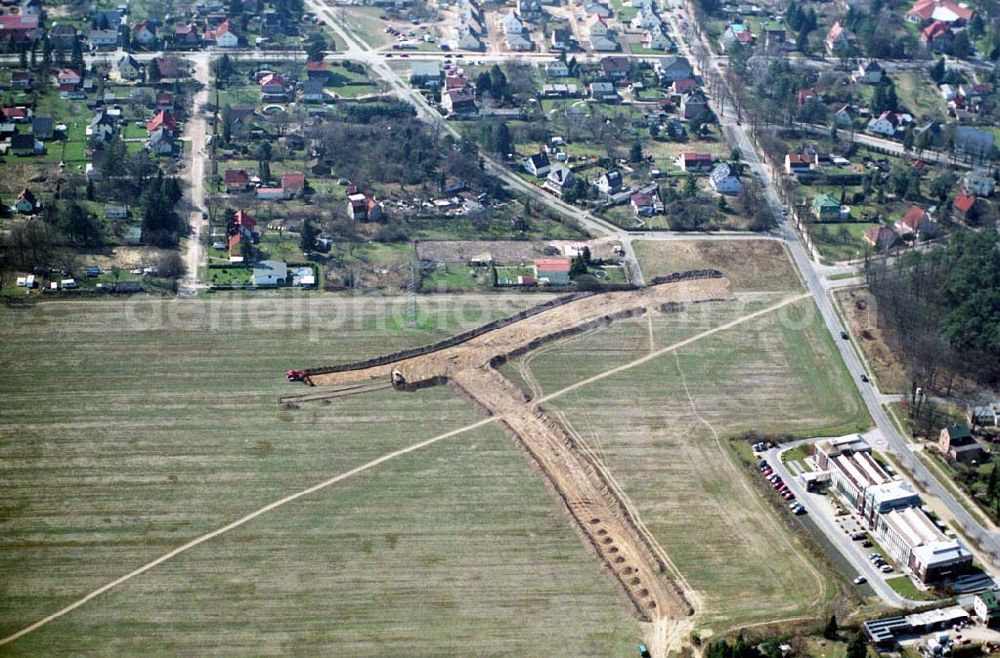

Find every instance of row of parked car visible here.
[869,552,895,574]
[759,460,806,514]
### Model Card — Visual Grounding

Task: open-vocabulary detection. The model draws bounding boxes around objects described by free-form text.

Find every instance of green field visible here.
[0,294,648,655]
[502,292,869,630]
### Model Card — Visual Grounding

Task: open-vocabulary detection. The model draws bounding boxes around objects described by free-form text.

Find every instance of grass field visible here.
[502,293,869,630]
[634,240,804,293]
[0,294,647,655]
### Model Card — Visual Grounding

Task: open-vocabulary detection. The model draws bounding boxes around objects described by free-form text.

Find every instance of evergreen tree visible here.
[629,141,643,163]
[846,632,868,658]
[930,57,946,83]
[823,614,839,640]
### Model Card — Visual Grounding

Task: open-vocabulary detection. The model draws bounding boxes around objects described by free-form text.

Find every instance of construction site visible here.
[281,272,734,624]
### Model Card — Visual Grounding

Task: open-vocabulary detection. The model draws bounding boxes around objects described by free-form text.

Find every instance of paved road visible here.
[665,0,1000,585]
[178,53,213,296]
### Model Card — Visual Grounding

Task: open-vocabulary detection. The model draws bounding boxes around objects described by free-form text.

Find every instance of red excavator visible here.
[285,369,313,385]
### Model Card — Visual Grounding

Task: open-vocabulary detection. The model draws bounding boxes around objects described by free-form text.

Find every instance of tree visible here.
[823,615,839,640]
[475,71,492,97]
[569,253,588,278]
[306,34,328,62]
[846,632,868,658]
[629,141,643,163]
[683,174,697,198]
[489,64,508,99]
[930,57,946,83]
[300,218,320,253]
[494,122,513,157]
[947,31,973,59]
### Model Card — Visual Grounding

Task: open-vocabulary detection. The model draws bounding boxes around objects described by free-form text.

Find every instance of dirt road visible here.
[179,54,212,296]
[306,277,734,623]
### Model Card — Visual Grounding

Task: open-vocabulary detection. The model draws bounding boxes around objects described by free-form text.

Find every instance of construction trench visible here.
[283,273,735,622]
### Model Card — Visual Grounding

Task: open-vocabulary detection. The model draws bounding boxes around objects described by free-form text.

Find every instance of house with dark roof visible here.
[31,116,53,140]
[543,165,575,198]
[600,56,630,80]
[863,225,899,251]
[524,151,551,177]
[939,424,984,464]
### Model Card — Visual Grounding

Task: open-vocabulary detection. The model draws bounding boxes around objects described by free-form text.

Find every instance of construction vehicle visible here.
[285,370,313,385]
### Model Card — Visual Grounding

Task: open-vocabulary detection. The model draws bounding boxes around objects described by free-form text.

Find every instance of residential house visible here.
[31,116,53,140]
[409,60,441,85]
[550,28,572,51]
[968,403,1000,429]
[656,56,692,83]
[543,165,575,198]
[10,70,32,90]
[595,170,622,195]
[256,187,289,201]
[545,60,570,77]
[14,188,38,213]
[259,73,288,100]
[834,104,857,127]
[131,20,156,46]
[524,151,551,177]
[600,56,630,80]
[281,171,306,196]
[541,83,579,97]
[630,192,660,217]
[671,78,696,95]
[10,133,41,155]
[88,110,117,142]
[441,87,477,115]
[590,34,619,51]
[853,60,884,84]
[825,21,851,55]
[955,127,994,161]
[88,29,119,49]
[588,14,611,36]
[347,193,382,220]
[962,169,995,197]
[867,111,900,137]
[155,91,175,112]
[796,88,818,107]
[305,60,329,82]
[583,1,612,18]
[864,225,899,251]
[501,11,524,35]
[676,152,713,171]
[921,21,951,50]
[939,424,985,464]
[213,19,239,47]
[116,54,142,81]
[48,24,77,50]
[104,205,128,220]
[93,10,122,29]
[906,0,974,25]
[720,23,753,51]
[0,14,40,49]
[533,258,571,285]
[895,204,938,239]
[57,68,81,87]
[589,81,618,102]
[506,31,533,51]
[228,232,245,262]
[631,7,660,30]
[680,91,708,120]
[253,260,288,286]
[146,127,174,155]
[456,28,482,51]
[763,26,786,52]
[301,79,326,103]
[173,23,202,48]
[519,0,542,18]
[974,590,1000,625]
[146,110,176,134]
[224,169,250,192]
[952,192,977,222]
[811,193,844,221]
[709,162,742,194]
[2,106,31,123]
[643,28,672,51]
[233,209,258,240]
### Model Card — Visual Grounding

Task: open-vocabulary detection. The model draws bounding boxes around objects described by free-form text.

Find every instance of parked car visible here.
[880,565,893,573]
[853,576,867,585]
[851,533,866,541]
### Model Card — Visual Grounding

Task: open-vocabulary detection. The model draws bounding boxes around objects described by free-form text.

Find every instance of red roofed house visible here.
[57,69,82,87]
[921,21,952,49]
[906,0,974,25]
[784,152,816,175]
[259,73,288,99]
[146,110,176,133]
[306,61,329,81]
[131,20,156,46]
[155,92,175,112]
[224,169,250,192]
[2,106,31,122]
[228,232,245,262]
[676,152,714,172]
[256,187,289,201]
[895,205,938,240]
[532,258,571,285]
[0,14,40,47]
[631,192,660,217]
[233,209,258,239]
[174,23,202,47]
[797,88,818,107]
[952,192,977,221]
[281,171,306,194]
[213,19,239,48]
[864,226,899,251]
[826,21,850,55]
[671,78,697,95]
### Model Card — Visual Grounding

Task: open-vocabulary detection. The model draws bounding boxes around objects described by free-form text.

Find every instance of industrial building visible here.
[816,436,973,584]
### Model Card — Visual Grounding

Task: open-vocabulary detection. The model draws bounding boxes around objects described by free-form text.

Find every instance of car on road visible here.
[860,374,869,383]
[853,576,867,585]
[841,330,849,339]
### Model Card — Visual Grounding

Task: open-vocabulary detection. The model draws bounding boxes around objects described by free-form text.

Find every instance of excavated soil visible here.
[303,278,734,622]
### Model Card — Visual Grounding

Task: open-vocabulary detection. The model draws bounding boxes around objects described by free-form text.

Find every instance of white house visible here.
[253,260,288,286]
[524,151,551,177]
[709,162,742,194]
[866,111,899,137]
[962,169,995,197]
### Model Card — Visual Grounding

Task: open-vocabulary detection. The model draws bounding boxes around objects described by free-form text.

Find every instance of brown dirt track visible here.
[304,277,734,623]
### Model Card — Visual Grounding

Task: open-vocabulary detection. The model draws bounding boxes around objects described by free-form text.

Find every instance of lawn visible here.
[891,71,947,121]
[337,7,393,49]
[809,222,880,263]
[501,292,869,630]
[0,294,651,655]
[885,576,942,602]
